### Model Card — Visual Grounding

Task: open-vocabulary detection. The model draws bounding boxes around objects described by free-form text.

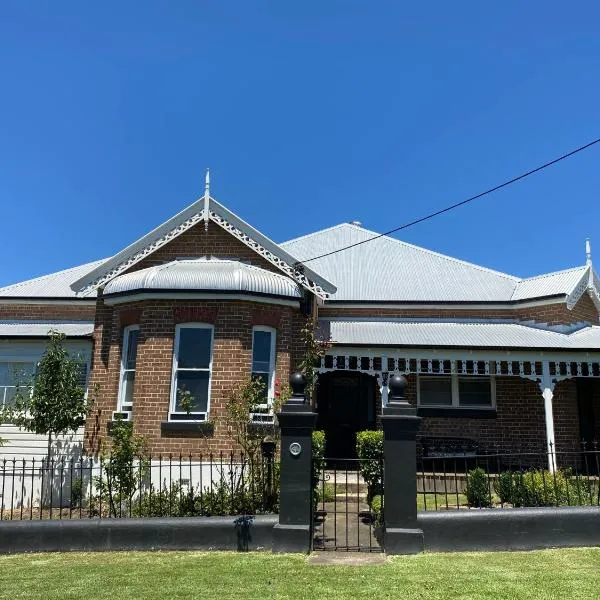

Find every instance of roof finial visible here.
[203,168,210,231]
[586,238,592,266]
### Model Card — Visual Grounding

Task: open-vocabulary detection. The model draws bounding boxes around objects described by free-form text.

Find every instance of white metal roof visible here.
[71,196,336,298]
[322,319,600,350]
[0,321,94,337]
[103,259,303,299]
[511,266,588,301]
[281,224,594,303]
[0,260,105,299]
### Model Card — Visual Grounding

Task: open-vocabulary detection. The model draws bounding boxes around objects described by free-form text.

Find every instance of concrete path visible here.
[313,485,383,552]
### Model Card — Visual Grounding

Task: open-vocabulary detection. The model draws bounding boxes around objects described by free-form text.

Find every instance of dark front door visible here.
[316,372,376,459]
[577,379,598,445]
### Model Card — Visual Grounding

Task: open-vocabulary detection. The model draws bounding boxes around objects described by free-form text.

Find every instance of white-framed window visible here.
[170,323,214,421]
[0,362,36,410]
[117,325,140,412]
[417,374,495,409]
[250,326,276,421]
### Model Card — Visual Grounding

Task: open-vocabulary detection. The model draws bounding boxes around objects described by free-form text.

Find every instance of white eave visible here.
[70,196,336,300]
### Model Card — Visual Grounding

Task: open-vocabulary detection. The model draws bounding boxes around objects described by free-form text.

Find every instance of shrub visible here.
[466,467,492,508]
[312,431,326,509]
[356,430,384,502]
[317,483,336,503]
[70,477,84,508]
[494,469,593,508]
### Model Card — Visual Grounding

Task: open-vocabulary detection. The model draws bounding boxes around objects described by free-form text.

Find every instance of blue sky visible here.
[1,2,599,287]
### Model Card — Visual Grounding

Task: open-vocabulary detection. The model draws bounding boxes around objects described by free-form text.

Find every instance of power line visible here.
[298,137,600,265]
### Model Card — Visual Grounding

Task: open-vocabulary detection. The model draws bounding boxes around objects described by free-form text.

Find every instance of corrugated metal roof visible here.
[0,321,94,337]
[511,266,588,301]
[72,196,336,296]
[281,224,593,303]
[0,259,105,299]
[281,224,519,302]
[323,319,600,350]
[103,259,302,298]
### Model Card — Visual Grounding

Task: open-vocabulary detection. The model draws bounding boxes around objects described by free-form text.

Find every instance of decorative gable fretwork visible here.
[566,269,590,309]
[79,213,205,296]
[318,351,600,381]
[209,211,330,299]
[77,208,330,299]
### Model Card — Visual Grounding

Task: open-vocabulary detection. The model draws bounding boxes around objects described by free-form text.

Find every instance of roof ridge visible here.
[280,223,358,247]
[0,258,106,293]
[517,265,587,283]
[286,223,519,282]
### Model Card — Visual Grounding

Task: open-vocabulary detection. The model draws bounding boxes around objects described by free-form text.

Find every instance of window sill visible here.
[160,421,215,436]
[417,407,497,419]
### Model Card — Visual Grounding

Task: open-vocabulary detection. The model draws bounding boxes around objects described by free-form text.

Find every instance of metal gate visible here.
[312,458,384,552]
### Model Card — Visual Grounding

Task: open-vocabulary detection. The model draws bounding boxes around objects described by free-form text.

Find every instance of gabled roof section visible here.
[71,196,336,299]
[281,223,519,302]
[511,266,589,303]
[0,259,105,299]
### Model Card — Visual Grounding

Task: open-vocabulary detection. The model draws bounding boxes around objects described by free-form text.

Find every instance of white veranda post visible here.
[540,362,557,473]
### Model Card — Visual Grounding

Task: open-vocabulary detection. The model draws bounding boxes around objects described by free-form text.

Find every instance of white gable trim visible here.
[70,197,336,299]
[566,267,590,309]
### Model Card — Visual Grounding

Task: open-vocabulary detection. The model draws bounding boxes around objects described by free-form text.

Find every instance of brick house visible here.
[2,181,600,468]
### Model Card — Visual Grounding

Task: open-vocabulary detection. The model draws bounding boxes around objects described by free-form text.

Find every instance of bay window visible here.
[250,326,276,422]
[117,325,140,414]
[170,324,213,421]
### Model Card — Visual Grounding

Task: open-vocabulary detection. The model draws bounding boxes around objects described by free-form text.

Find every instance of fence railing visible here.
[417,442,600,511]
[0,453,278,520]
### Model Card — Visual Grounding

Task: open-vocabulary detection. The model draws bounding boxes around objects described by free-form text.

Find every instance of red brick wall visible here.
[0,303,95,321]
[84,298,306,456]
[318,292,600,326]
[400,375,579,455]
[129,222,281,276]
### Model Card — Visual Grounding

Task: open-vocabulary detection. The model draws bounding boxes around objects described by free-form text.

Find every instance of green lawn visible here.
[1,548,600,599]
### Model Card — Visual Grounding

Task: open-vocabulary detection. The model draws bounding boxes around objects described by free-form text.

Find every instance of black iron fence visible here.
[0,453,278,520]
[417,441,600,511]
[312,457,384,552]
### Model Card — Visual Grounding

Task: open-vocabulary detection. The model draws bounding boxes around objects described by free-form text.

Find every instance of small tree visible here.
[226,377,269,459]
[297,317,331,402]
[9,330,90,462]
[96,418,148,518]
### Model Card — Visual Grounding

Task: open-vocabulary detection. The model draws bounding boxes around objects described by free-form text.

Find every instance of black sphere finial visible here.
[289,372,307,399]
[388,373,408,401]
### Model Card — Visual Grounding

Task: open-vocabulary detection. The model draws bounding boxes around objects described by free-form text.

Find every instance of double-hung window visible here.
[250,326,276,422]
[170,324,213,421]
[117,326,140,415]
[418,374,495,409]
[0,362,35,411]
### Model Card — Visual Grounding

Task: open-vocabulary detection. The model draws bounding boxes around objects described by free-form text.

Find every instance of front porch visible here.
[316,347,600,471]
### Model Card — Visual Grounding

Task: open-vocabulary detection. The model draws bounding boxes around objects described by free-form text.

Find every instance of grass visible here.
[1,548,600,599]
[417,492,470,510]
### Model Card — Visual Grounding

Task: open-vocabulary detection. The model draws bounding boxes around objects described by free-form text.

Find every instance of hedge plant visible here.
[494,469,592,507]
[466,467,492,508]
[356,430,384,502]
